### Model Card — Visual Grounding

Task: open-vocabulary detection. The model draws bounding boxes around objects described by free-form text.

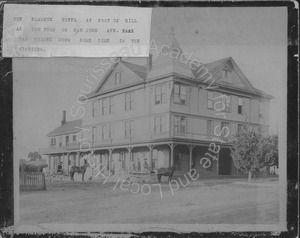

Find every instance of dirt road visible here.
[20,178,279,225]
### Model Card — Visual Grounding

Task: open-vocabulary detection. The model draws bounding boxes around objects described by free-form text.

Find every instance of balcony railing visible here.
[40,131,229,154]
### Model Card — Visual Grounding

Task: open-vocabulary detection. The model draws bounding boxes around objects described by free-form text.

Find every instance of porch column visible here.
[148,145,154,170]
[76,152,80,166]
[48,155,51,171]
[217,148,220,176]
[67,153,70,174]
[168,143,174,167]
[108,148,113,174]
[188,145,195,171]
[127,147,132,172]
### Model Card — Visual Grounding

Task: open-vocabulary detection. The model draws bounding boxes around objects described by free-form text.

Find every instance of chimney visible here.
[147,54,153,72]
[61,110,66,125]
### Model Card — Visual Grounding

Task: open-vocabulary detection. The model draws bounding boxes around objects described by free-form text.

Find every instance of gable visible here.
[100,62,145,93]
[213,66,247,89]
[208,58,256,91]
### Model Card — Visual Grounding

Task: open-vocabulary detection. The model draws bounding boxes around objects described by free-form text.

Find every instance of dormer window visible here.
[115,71,122,85]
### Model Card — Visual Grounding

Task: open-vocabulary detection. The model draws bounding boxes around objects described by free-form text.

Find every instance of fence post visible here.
[43,173,46,190]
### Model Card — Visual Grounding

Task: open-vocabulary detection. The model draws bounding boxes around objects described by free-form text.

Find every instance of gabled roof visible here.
[84,30,272,100]
[85,60,147,100]
[47,119,82,137]
[194,57,273,99]
[121,61,147,80]
[204,57,232,72]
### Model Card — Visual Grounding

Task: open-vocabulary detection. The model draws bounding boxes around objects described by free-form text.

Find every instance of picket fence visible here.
[19,172,46,191]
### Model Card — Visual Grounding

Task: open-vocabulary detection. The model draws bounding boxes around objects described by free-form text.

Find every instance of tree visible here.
[229,124,278,182]
[28,151,42,161]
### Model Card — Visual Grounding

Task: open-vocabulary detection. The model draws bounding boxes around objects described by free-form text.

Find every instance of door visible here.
[219,147,232,175]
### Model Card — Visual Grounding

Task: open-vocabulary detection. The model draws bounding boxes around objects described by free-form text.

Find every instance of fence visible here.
[20,172,46,191]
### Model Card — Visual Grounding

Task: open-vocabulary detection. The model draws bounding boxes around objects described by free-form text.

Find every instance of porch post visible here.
[169,143,174,167]
[108,148,113,174]
[48,155,51,171]
[216,147,220,176]
[148,145,154,170]
[188,145,195,171]
[67,153,70,174]
[127,147,132,172]
[76,152,80,166]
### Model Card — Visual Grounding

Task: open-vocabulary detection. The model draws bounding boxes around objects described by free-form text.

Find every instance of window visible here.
[154,115,167,134]
[100,97,114,115]
[238,97,243,114]
[237,124,243,134]
[207,91,214,109]
[102,124,108,140]
[109,96,114,114]
[222,94,231,112]
[155,84,167,104]
[73,135,77,142]
[92,127,97,144]
[101,98,108,115]
[125,120,134,137]
[173,83,186,104]
[174,115,186,133]
[259,101,264,118]
[115,72,122,85]
[59,136,62,147]
[51,138,56,145]
[221,122,230,138]
[66,136,69,146]
[207,120,214,136]
[109,124,114,139]
[92,100,97,118]
[125,92,134,111]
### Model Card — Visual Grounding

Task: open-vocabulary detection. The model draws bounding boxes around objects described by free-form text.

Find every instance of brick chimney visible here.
[61,110,66,125]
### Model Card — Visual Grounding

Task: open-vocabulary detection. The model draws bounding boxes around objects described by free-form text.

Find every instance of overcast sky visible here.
[13,7,287,160]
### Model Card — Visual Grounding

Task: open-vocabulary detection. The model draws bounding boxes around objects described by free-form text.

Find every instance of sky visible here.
[13,7,287,160]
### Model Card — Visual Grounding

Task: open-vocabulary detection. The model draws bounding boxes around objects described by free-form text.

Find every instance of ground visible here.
[19,177,279,225]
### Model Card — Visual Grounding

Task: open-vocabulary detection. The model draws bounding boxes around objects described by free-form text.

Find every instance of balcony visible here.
[40,131,224,155]
[173,131,220,142]
[40,142,80,154]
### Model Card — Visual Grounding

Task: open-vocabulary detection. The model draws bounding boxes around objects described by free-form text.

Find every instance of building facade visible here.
[41,32,272,180]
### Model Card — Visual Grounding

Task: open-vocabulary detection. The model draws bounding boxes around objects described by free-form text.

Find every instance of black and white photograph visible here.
[2,4,291,234]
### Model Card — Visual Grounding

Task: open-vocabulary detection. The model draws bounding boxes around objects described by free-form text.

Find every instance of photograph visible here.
[11,6,287,233]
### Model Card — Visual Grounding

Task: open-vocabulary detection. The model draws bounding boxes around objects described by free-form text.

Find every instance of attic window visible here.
[222,66,233,83]
[115,71,122,85]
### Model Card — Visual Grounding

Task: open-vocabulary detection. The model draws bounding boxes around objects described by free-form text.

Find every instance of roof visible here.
[147,30,195,80]
[194,57,273,99]
[84,30,272,100]
[47,119,82,137]
[203,57,232,72]
[121,61,147,80]
[85,60,147,100]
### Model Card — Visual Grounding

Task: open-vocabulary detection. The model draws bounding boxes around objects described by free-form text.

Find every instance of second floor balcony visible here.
[40,130,233,155]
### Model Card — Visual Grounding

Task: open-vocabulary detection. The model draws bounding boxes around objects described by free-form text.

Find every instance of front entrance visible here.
[219,147,232,175]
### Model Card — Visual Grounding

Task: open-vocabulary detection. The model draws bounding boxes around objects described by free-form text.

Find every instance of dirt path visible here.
[20,178,279,224]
